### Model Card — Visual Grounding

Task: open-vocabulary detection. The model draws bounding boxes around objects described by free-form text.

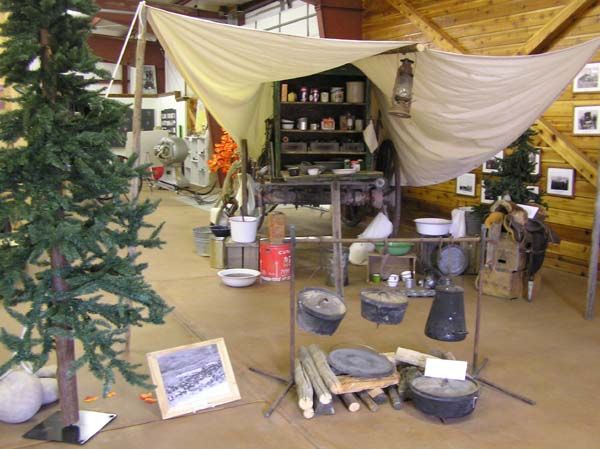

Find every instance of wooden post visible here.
[392,147,402,236]
[125,4,148,353]
[331,181,344,298]
[289,226,296,381]
[585,156,600,319]
[240,140,249,216]
[340,393,360,412]
[299,347,332,404]
[472,225,488,370]
[307,344,342,392]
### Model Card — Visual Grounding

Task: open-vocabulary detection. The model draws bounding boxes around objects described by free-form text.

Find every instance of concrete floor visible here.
[1,188,600,449]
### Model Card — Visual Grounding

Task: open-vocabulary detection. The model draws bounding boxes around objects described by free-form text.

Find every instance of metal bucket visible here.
[323,246,349,287]
[193,226,211,257]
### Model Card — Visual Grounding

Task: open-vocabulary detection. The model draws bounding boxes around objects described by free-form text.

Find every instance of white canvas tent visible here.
[141,4,600,187]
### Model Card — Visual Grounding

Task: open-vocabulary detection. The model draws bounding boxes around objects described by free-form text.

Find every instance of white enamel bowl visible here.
[218,269,261,287]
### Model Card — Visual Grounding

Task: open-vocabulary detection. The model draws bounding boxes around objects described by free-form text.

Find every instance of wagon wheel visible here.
[376,139,401,236]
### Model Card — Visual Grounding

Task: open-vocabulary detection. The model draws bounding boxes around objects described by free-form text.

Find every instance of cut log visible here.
[443,351,457,361]
[358,391,379,412]
[314,392,335,416]
[340,393,360,412]
[394,347,440,368]
[303,408,315,419]
[386,386,402,410]
[299,347,332,404]
[330,372,400,395]
[294,359,313,410]
[307,344,342,392]
[367,387,388,405]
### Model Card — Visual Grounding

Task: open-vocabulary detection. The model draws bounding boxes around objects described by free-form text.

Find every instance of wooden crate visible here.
[480,267,524,299]
[460,241,481,275]
[486,235,526,272]
[225,238,259,270]
[366,253,416,282]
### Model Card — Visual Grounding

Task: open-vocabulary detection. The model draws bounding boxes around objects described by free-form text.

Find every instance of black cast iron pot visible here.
[297,287,346,336]
[360,289,408,325]
[409,376,480,420]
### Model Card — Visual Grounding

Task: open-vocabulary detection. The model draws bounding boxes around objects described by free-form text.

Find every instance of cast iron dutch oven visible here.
[360,288,408,325]
[409,376,480,420]
[297,287,346,336]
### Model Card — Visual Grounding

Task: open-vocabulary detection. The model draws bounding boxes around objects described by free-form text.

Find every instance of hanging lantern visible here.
[389,58,414,118]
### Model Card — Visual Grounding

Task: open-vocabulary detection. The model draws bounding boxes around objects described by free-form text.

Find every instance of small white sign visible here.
[424,358,468,381]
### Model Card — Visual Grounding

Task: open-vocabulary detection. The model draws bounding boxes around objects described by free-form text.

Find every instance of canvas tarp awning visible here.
[146,5,600,186]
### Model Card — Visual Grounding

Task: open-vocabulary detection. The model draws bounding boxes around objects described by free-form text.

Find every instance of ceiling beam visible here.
[516,0,597,55]
[94,0,226,22]
[386,0,596,186]
[384,0,467,53]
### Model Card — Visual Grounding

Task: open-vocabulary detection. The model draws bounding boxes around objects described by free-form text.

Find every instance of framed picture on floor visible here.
[573,63,600,92]
[482,151,503,173]
[456,173,476,197]
[546,168,575,198]
[480,181,494,204]
[147,338,241,420]
[573,106,600,135]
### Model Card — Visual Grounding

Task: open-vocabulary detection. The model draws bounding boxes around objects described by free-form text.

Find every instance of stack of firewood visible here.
[295,344,445,417]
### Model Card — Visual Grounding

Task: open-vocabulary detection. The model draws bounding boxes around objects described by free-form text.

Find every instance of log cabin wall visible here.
[363,0,600,276]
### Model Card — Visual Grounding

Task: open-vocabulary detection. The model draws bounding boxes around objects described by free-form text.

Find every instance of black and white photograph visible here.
[147,338,240,419]
[482,151,504,173]
[529,152,540,175]
[456,173,476,197]
[573,63,600,92]
[480,181,495,204]
[546,167,575,198]
[573,106,600,135]
[143,64,158,94]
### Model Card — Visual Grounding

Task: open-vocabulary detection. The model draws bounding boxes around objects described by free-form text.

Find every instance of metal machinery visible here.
[183,133,214,188]
[153,137,191,189]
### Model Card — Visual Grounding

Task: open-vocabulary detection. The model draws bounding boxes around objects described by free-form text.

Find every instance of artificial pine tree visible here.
[0,0,171,426]
[483,128,543,204]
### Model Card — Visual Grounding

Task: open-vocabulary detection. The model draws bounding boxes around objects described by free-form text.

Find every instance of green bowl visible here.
[375,242,413,256]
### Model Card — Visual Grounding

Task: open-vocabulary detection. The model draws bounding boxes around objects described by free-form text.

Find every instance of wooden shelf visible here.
[281,101,366,106]
[281,129,363,134]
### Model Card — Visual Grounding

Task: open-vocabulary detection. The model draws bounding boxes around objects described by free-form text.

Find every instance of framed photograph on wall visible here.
[573,63,600,92]
[482,151,504,173]
[142,65,158,94]
[147,338,241,420]
[529,152,540,175]
[573,106,600,135]
[456,173,476,197]
[546,168,575,198]
[480,181,494,204]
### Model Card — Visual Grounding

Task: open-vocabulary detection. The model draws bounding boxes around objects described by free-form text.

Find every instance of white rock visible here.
[35,365,57,378]
[40,378,59,405]
[0,371,43,424]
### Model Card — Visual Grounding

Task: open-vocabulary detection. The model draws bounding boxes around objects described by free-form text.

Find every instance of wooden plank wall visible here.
[363,0,600,276]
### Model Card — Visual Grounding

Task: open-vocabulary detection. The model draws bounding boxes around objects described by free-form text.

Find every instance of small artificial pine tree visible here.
[484,128,543,204]
[0,0,171,424]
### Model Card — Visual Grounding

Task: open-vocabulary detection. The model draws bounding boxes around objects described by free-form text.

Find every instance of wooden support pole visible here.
[331,181,344,298]
[585,155,600,319]
[340,393,361,412]
[240,139,249,216]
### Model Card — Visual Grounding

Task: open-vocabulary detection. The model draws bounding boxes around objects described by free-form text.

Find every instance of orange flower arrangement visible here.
[208,130,239,174]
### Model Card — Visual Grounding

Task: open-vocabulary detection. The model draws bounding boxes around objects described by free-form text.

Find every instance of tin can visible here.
[371,273,381,284]
[310,88,319,102]
[300,86,308,102]
[320,91,329,102]
[331,87,344,103]
[344,159,351,169]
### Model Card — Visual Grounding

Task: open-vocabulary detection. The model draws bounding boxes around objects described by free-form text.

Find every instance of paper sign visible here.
[516,204,539,219]
[363,120,379,153]
[424,358,468,381]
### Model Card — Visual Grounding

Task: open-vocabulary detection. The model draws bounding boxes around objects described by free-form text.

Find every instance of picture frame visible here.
[573,63,600,93]
[456,173,476,197]
[142,65,158,94]
[526,185,540,195]
[529,152,540,176]
[482,151,504,173]
[147,338,241,420]
[573,106,600,135]
[480,181,494,204]
[546,167,575,198]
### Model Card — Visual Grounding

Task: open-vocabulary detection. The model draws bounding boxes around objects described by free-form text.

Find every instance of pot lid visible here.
[435,284,464,294]
[436,245,468,276]
[410,376,479,398]
[298,288,346,320]
[360,289,408,307]
[328,348,395,378]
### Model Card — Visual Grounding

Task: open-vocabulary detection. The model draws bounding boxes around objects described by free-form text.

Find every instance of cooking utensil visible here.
[328,348,394,377]
[414,218,452,236]
[217,269,260,287]
[209,224,231,238]
[409,376,480,420]
[297,287,346,336]
[287,166,300,176]
[296,117,308,130]
[374,242,413,256]
[360,288,408,325]
[425,285,468,342]
[332,168,356,175]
